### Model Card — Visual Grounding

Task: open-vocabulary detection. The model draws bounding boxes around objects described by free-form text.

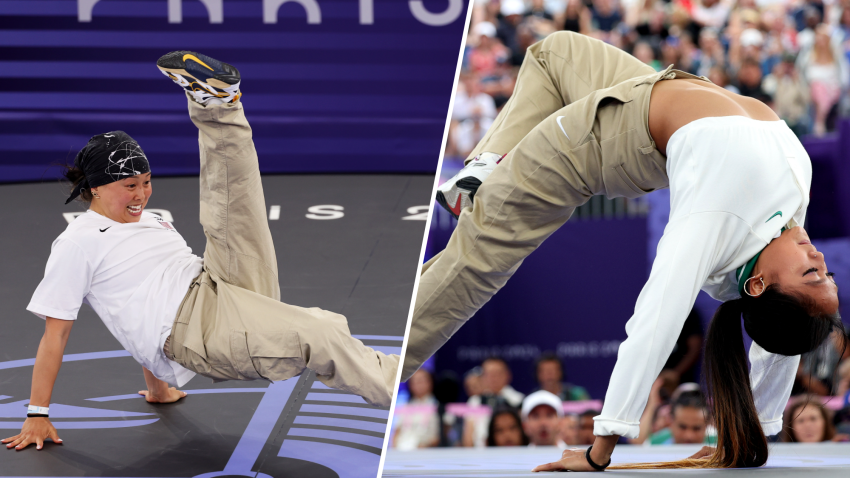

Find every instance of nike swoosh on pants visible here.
[556,116,571,140]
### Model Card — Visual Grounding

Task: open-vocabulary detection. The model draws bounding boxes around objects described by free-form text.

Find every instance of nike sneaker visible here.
[157,51,241,105]
[435,152,504,219]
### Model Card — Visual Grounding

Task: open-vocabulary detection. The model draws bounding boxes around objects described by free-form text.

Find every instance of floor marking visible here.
[269,205,280,220]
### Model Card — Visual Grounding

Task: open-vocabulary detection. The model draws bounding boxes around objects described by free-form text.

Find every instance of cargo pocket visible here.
[230,329,305,382]
[614,164,654,197]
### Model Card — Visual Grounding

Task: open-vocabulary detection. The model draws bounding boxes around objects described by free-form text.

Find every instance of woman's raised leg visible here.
[467,31,656,161]
[188,98,281,301]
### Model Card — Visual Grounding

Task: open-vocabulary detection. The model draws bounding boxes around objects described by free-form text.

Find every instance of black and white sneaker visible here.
[157,51,241,105]
[435,152,504,219]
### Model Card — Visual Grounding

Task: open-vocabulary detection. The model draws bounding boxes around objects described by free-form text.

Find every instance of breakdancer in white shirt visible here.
[406,31,844,470]
[3,51,398,452]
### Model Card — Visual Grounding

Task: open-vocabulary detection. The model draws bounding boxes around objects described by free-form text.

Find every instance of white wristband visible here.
[27,405,49,416]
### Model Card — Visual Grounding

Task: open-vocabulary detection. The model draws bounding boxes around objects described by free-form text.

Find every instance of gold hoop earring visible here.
[744,277,765,297]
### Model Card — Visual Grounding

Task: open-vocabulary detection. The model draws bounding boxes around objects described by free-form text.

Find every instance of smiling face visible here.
[89,173,152,223]
[751,227,839,315]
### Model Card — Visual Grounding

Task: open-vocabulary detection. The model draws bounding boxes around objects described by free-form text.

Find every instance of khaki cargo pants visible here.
[164,96,398,407]
[402,31,712,380]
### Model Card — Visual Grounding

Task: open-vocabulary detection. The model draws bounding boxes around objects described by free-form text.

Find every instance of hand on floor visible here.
[138,387,187,403]
[688,446,716,460]
[532,448,598,472]
[2,417,62,450]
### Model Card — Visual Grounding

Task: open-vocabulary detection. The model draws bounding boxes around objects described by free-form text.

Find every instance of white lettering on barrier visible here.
[79,0,463,26]
[264,0,321,24]
[79,0,223,23]
[456,341,622,362]
[409,0,464,27]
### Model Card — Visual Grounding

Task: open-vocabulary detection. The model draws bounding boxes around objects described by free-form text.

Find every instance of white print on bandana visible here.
[105,141,148,181]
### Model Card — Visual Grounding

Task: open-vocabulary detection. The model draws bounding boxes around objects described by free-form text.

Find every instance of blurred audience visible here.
[577,409,599,445]
[469,356,526,408]
[533,352,591,401]
[782,396,850,442]
[521,390,566,447]
[795,330,848,396]
[558,413,581,445]
[452,0,850,149]
[648,387,712,445]
[486,407,531,446]
[392,369,440,450]
[659,309,704,391]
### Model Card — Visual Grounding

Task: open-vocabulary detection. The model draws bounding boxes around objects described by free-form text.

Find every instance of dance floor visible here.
[381,444,850,477]
[0,174,430,478]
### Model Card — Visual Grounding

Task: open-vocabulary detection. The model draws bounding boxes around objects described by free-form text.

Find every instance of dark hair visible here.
[610,285,844,470]
[579,409,599,419]
[534,352,563,377]
[781,395,836,442]
[62,164,92,203]
[482,356,509,369]
[670,391,706,418]
[486,407,529,447]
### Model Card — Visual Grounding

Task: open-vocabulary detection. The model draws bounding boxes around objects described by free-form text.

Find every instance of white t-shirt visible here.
[27,210,204,387]
[596,116,811,438]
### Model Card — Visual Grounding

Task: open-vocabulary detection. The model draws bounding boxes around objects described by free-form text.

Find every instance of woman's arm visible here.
[2,317,72,451]
[534,213,744,471]
[138,367,187,403]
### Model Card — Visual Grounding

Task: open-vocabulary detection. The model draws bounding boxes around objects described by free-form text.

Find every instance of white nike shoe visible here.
[435,152,504,219]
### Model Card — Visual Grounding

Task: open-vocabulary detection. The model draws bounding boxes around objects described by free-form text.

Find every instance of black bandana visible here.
[65,131,151,205]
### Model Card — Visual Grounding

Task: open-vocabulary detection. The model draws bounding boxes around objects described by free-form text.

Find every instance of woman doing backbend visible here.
[405,31,844,471]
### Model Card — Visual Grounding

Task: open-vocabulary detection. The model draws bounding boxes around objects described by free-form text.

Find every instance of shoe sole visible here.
[156,51,240,90]
[435,177,482,220]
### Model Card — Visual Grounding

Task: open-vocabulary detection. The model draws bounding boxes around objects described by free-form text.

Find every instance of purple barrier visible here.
[431,217,649,400]
[0,0,469,182]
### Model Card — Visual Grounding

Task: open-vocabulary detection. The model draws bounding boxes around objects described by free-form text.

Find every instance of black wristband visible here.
[585,446,611,471]
[26,413,49,418]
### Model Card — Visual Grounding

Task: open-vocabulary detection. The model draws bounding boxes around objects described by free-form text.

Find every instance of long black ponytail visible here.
[610,285,844,470]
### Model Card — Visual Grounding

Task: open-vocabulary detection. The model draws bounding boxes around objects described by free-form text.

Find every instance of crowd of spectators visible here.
[446,0,850,163]
[391,326,850,449]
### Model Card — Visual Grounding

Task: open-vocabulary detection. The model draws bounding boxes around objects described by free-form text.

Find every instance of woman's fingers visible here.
[10,436,28,450]
[688,446,715,459]
[36,437,43,450]
[48,428,62,444]
[532,461,566,472]
[1,434,21,444]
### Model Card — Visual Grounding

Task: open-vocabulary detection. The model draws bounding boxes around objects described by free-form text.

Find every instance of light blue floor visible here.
[381,443,850,477]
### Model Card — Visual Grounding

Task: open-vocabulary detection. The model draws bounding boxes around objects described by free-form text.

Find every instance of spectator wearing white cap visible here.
[521,390,567,447]
[469,21,510,76]
[498,0,528,56]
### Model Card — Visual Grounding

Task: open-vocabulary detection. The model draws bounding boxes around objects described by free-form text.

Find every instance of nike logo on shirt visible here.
[100,227,111,232]
[765,211,783,223]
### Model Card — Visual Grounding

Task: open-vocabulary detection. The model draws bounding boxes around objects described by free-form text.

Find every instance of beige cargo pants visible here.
[402,31,712,380]
[164,95,399,407]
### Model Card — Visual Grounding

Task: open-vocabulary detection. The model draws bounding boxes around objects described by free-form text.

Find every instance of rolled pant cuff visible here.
[592,417,640,439]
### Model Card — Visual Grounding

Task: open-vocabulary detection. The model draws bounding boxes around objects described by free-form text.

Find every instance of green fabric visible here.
[649,427,673,445]
[736,250,763,296]
[736,226,788,296]
[648,427,717,445]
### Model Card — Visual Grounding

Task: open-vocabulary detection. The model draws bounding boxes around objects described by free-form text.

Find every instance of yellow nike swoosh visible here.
[183,54,214,71]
